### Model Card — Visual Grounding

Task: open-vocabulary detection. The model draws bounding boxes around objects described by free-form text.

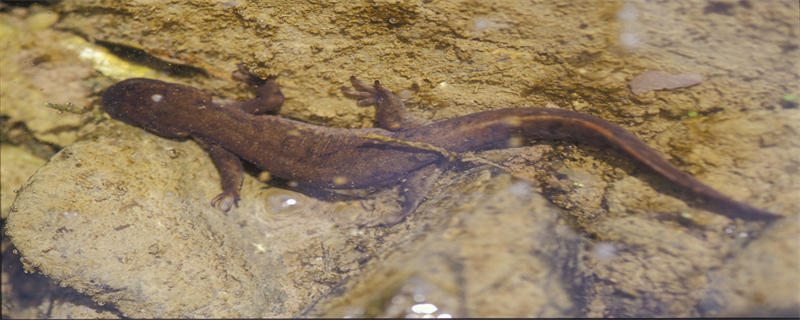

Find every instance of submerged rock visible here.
[699,215,800,318]
[299,171,582,318]
[1,144,46,219]
[6,119,582,317]
[6,121,284,318]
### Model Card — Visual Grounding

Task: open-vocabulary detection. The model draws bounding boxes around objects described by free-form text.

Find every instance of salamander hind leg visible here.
[342,76,430,131]
[383,162,445,227]
[230,64,285,115]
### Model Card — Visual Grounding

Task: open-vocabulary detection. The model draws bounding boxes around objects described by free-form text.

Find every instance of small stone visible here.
[629,71,703,95]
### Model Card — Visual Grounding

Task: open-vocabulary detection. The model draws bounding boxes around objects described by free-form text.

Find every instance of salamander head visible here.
[102,78,213,138]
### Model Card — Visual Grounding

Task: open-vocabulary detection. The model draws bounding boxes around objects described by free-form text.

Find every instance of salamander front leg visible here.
[342,76,430,131]
[193,135,243,212]
[384,162,445,227]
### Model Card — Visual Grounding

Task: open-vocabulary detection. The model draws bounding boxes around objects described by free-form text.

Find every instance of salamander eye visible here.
[151,94,164,103]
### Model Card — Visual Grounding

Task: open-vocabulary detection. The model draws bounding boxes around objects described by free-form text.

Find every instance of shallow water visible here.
[1,0,798,318]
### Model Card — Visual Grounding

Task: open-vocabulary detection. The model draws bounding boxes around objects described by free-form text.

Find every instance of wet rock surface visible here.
[2,0,799,318]
[699,214,800,317]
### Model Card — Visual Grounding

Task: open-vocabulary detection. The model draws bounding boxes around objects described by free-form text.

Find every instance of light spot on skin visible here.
[333,176,348,186]
[507,136,525,147]
[287,130,301,136]
[151,94,164,103]
[503,116,522,127]
[258,171,271,182]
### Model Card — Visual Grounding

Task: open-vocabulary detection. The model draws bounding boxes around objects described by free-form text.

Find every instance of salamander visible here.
[101,66,782,226]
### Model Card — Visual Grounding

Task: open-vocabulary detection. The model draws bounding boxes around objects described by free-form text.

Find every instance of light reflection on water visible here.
[381,277,457,318]
[252,187,312,224]
[250,185,388,229]
[410,302,437,314]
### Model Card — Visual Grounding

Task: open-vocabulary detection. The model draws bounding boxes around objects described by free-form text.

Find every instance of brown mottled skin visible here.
[102,66,782,226]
